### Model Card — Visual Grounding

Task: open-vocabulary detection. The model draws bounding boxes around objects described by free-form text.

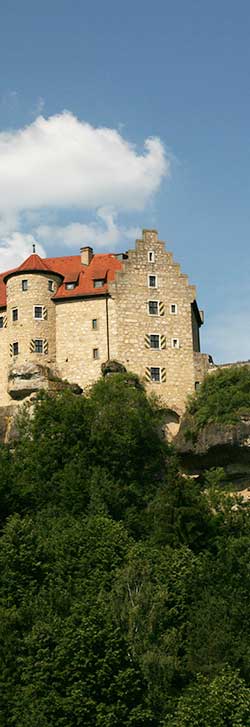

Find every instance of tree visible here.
[166,667,250,726]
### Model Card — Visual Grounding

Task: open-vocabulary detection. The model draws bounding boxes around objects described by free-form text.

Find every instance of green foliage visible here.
[166,667,250,726]
[188,365,250,429]
[0,373,250,724]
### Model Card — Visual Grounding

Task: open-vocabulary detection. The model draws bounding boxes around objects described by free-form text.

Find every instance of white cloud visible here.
[0,111,168,214]
[36,207,140,250]
[0,111,169,271]
[0,232,46,271]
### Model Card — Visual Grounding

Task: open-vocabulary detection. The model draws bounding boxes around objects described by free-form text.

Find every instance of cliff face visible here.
[0,366,83,444]
[0,405,20,444]
[174,414,250,489]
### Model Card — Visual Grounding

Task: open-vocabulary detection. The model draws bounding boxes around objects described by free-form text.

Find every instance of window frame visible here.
[170,303,178,315]
[22,279,28,291]
[93,279,105,289]
[92,319,98,330]
[13,341,19,356]
[65,282,76,290]
[93,348,99,360]
[149,333,160,349]
[148,250,155,263]
[34,339,44,354]
[48,280,54,292]
[12,308,18,322]
[172,338,180,349]
[148,300,159,316]
[148,274,157,289]
[150,366,161,383]
[33,305,43,320]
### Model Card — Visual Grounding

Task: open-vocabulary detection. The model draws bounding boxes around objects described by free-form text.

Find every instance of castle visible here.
[0,229,210,420]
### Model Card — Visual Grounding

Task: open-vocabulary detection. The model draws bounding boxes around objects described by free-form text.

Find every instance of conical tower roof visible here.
[3,251,63,282]
[17,252,51,273]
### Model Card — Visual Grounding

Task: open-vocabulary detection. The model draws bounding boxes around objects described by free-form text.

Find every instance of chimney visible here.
[80,246,93,266]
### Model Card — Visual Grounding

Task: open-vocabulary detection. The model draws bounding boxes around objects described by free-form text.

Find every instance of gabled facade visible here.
[0,229,210,415]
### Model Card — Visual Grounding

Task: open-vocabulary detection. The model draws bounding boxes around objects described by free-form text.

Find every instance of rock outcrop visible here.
[0,405,19,444]
[8,363,83,400]
[174,414,250,488]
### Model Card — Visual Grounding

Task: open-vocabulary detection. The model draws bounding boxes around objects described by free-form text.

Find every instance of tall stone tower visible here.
[4,252,62,398]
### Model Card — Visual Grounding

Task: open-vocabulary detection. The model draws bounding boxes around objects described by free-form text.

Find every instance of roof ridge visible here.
[17,252,51,273]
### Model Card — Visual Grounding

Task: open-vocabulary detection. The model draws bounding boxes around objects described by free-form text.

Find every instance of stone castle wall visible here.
[0,230,209,414]
[6,272,61,366]
[0,320,9,406]
[108,230,203,413]
[55,296,116,390]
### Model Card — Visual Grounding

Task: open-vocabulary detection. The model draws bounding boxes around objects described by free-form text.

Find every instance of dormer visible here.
[64,272,80,290]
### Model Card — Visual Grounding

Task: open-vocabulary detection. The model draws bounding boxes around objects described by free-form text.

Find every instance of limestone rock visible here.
[101,360,127,376]
[8,363,51,400]
[0,405,19,444]
[8,363,83,400]
[174,414,250,488]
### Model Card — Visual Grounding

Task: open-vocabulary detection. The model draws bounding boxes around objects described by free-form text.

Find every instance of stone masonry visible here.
[0,229,210,416]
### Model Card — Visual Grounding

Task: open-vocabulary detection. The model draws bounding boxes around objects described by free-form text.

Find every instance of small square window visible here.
[13,341,19,356]
[48,280,54,292]
[92,319,98,330]
[148,251,155,263]
[34,306,43,319]
[170,304,177,314]
[65,282,76,290]
[34,339,43,354]
[93,348,99,359]
[22,280,28,291]
[94,279,105,288]
[148,275,157,288]
[12,308,18,322]
[150,334,160,349]
[0,317,3,329]
[148,301,159,315]
[150,367,160,382]
[172,338,179,349]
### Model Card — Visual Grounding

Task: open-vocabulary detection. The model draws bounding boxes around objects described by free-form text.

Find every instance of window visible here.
[148,301,159,315]
[149,334,160,349]
[0,317,3,329]
[12,308,18,322]
[93,279,105,288]
[34,339,43,354]
[170,304,177,314]
[34,306,43,319]
[92,319,98,330]
[48,280,54,292]
[150,367,160,382]
[148,274,157,288]
[13,342,19,356]
[93,348,99,359]
[172,338,179,349]
[148,251,155,263]
[195,381,201,391]
[22,279,28,291]
[65,282,76,290]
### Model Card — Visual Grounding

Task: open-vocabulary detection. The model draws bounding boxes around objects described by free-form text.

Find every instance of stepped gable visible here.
[0,251,124,307]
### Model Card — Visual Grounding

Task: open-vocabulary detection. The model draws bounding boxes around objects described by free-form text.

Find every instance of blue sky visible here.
[1,0,250,362]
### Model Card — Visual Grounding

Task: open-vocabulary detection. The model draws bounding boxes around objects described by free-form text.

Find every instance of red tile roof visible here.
[0,252,123,308]
[17,253,52,273]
